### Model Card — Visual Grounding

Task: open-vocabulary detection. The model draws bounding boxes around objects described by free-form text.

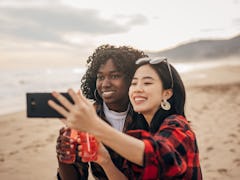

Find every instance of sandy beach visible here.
[0,62,240,180]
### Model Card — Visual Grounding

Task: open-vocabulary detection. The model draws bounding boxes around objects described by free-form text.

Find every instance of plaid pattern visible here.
[123,115,202,180]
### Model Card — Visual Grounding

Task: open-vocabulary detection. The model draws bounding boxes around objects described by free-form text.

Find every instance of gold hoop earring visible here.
[94,89,101,101]
[93,89,98,100]
[161,99,171,110]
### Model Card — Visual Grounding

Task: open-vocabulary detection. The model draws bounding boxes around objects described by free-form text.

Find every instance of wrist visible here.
[99,155,113,168]
[89,116,107,139]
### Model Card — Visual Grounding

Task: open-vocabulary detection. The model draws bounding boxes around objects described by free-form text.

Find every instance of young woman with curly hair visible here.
[55,44,147,180]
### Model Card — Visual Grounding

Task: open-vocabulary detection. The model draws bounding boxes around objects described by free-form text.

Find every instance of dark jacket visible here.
[57,102,138,180]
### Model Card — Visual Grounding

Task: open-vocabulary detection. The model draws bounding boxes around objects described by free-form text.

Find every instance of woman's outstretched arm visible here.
[48,89,145,166]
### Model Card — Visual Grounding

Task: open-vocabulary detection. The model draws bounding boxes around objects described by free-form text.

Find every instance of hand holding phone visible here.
[26,92,73,118]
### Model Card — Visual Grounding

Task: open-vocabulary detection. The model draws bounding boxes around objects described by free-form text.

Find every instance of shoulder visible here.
[160,114,190,131]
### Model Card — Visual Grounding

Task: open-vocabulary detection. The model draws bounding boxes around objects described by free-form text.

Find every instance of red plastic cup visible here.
[79,132,98,162]
[59,129,78,164]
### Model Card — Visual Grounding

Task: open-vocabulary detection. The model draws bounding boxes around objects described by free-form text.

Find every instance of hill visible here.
[148,34,240,61]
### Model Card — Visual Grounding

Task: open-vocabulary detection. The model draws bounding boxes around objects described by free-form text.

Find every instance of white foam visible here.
[0,67,86,116]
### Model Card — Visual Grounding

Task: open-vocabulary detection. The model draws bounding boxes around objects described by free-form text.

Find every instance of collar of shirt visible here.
[103,102,129,132]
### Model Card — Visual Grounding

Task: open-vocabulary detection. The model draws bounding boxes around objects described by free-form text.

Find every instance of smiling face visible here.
[96,59,129,112]
[129,64,172,123]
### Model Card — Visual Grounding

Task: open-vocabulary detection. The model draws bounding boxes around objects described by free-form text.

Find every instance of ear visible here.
[162,89,173,100]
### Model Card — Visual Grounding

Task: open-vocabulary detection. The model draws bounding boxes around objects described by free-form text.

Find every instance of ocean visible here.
[0,67,86,115]
[0,60,238,116]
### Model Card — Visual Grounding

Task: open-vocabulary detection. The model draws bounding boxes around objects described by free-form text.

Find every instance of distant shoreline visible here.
[1,61,240,179]
[0,59,240,116]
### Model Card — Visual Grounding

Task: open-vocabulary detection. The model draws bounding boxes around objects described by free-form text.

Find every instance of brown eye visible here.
[130,80,137,86]
[144,81,153,85]
[110,73,122,80]
[97,75,104,81]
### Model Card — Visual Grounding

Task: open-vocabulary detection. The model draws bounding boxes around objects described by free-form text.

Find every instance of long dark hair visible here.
[80,44,147,102]
[149,62,186,117]
[133,60,186,133]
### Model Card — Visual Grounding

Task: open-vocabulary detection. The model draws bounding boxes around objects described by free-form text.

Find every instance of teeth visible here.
[102,91,113,95]
[134,97,146,101]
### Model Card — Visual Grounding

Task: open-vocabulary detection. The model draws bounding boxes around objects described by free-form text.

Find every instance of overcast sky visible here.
[0,0,239,66]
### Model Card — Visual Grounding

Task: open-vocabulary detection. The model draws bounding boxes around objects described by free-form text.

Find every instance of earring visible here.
[94,89,101,101]
[161,99,171,110]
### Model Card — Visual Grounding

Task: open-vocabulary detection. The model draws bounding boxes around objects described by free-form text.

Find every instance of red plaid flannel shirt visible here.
[123,114,202,180]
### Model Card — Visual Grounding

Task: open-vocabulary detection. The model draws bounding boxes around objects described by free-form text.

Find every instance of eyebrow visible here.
[132,76,155,80]
[97,70,120,74]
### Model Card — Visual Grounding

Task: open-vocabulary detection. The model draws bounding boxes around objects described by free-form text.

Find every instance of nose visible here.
[102,77,111,87]
[133,83,144,92]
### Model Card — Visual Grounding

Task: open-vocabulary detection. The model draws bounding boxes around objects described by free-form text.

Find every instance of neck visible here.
[142,108,159,125]
[143,113,153,125]
[105,101,129,112]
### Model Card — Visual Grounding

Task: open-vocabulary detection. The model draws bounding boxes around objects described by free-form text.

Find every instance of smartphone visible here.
[26,92,73,118]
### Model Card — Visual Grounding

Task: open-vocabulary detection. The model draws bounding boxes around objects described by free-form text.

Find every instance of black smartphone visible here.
[26,92,73,118]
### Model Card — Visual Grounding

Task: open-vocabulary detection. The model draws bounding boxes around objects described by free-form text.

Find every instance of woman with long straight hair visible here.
[50,57,202,179]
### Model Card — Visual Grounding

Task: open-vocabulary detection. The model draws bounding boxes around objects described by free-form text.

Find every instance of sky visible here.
[0,0,240,67]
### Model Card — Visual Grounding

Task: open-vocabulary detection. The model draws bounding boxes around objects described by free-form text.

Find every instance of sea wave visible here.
[0,59,238,116]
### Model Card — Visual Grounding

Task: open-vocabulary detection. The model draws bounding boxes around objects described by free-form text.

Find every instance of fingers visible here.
[77,89,89,104]
[68,89,80,105]
[49,89,87,117]
[59,126,68,135]
[48,100,69,118]
[67,88,87,106]
[56,140,75,158]
[57,135,72,144]
[59,127,66,135]
[53,91,75,110]
[78,145,83,159]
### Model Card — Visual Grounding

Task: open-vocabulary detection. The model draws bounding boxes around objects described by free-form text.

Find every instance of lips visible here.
[101,91,115,98]
[133,96,147,104]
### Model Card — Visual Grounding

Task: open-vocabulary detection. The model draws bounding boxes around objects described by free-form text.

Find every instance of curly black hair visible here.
[80,44,147,101]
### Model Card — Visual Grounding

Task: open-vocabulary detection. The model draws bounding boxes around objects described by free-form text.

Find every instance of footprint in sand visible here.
[206,146,214,152]
[15,127,22,131]
[217,168,228,175]
[229,148,236,153]
[203,157,208,160]
[223,140,233,144]
[233,158,240,166]
[16,140,22,145]
[23,141,46,150]
[0,154,4,162]
[5,132,12,136]
[229,133,237,138]
[9,150,19,156]
[202,105,209,110]
[46,134,56,142]
[19,134,25,138]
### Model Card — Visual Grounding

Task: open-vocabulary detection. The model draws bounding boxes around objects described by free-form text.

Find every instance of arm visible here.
[100,157,128,180]
[91,143,128,180]
[48,89,145,166]
[123,116,200,179]
[49,90,199,179]
[76,137,128,180]
[94,120,145,166]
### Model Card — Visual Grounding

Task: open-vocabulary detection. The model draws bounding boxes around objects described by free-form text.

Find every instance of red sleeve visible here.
[123,115,201,179]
